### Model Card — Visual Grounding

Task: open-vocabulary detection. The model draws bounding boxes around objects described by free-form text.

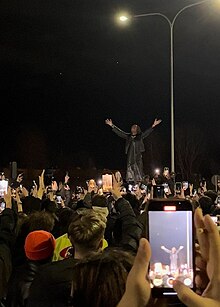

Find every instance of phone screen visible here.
[0,180,8,197]
[0,201,6,213]
[148,202,194,296]
[163,183,169,194]
[102,174,113,193]
[56,196,62,204]
[182,181,189,190]
[153,185,164,198]
[210,216,218,225]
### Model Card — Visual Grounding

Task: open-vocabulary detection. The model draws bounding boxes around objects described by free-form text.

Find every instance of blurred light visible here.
[184,278,192,286]
[119,15,128,22]
[97,179,102,186]
[153,278,163,287]
[164,206,176,211]
[115,12,131,26]
[167,277,175,288]
[155,168,160,174]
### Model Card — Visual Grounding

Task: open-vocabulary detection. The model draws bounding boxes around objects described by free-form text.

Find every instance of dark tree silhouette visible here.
[175,126,206,181]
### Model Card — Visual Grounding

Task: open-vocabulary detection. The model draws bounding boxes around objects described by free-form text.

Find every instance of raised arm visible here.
[176,246,184,254]
[142,118,162,139]
[161,245,171,254]
[105,118,129,140]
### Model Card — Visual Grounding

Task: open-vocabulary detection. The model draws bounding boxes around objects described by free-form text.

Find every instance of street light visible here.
[119,0,211,173]
[119,16,128,22]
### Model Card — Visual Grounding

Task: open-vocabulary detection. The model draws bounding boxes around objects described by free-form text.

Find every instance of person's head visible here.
[70,249,134,307]
[21,196,41,214]
[199,196,213,215]
[144,175,150,184]
[131,124,141,135]
[58,207,76,235]
[24,230,56,263]
[68,210,106,259]
[88,179,96,190]
[163,167,170,177]
[204,190,217,204]
[28,211,55,233]
[92,194,108,219]
[114,171,123,185]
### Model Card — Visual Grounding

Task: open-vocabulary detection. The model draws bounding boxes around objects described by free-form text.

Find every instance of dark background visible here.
[0,0,219,175]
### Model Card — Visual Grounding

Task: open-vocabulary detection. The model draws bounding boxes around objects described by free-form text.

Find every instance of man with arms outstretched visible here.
[105,118,162,183]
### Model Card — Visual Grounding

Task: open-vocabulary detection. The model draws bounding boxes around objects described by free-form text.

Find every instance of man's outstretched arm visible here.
[142,118,162,139]
[161,245,171,254]
[105,118,129,139]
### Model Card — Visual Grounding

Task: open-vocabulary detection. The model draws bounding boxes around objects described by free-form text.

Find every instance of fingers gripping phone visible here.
[147,199,195,297]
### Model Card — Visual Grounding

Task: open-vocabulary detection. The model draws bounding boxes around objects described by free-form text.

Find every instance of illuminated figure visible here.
[161,245,184,272]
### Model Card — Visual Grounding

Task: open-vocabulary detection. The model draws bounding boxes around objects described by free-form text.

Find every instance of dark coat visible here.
[6,261,40,307]
[0,209,17,301]
[112,125,153,155]
[27,258,78,307]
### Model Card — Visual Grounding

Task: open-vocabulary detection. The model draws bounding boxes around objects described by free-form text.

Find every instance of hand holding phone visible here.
[119,208,220,307]
[147,199,194,297]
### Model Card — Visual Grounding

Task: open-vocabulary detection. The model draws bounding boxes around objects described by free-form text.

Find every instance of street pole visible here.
[132,0,210,173]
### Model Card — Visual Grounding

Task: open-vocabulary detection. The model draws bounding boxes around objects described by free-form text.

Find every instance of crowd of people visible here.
[0,167,220,307]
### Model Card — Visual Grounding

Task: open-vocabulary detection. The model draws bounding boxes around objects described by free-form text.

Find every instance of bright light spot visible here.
[153,278,163,287]
[184,278,192,286]
[119,15,128,22]
[97,179,102,186]
[115,12,131,26]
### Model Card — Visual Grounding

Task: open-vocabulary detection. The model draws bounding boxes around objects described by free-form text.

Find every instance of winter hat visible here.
[24,230,56,261]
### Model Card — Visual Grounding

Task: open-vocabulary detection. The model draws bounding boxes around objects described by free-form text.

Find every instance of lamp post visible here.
[119,0,210,173]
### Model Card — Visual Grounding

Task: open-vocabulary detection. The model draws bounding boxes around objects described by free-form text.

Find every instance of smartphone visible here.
[56,196,62,204]
[153,185,164,198]
[132,184,138,192]
[0,180,8,197]
[128,184,133,192]
[175,182,182,194]
[182,181,189,191]
[147,199,195,297]
[140,183,147,190]
[163,183,169,194]
[102,174,113,193]
[0,200,6,213]
[210,216,218,225]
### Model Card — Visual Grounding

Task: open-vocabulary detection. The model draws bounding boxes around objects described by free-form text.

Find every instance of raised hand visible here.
[51,180,58,192]
[105,118,113,127]
[173,208,220,307]
[16,173,24,183]
[4,187,12,209]
[152,118,162,128]
[37,169,45,200]
[111,174,122,201]
[64,173,70,184]
[117,238,151,307]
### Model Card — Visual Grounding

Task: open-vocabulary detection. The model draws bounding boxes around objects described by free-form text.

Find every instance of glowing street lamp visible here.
[119,15,128,22]
[117,0,212,173]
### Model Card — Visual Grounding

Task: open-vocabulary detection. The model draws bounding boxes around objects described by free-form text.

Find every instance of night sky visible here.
[0,0,220,174]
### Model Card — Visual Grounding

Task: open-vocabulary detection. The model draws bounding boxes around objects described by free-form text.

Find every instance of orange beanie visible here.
[24,230,56,261]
